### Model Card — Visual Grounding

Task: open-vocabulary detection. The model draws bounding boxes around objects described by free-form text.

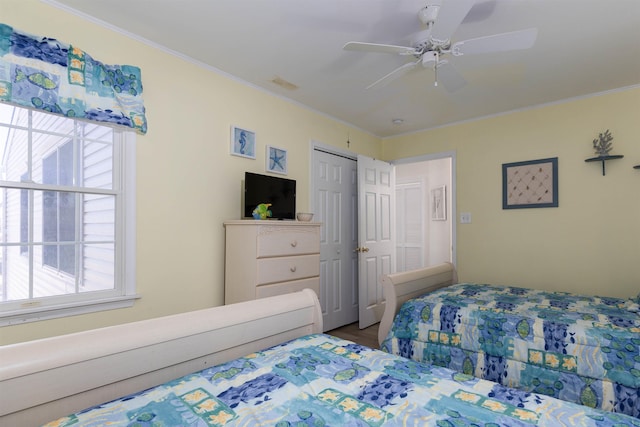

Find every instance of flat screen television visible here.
[244,172,296,220]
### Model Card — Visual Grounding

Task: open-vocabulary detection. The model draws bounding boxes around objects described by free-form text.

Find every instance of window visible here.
[0,103,137,325]
[20,172,28,255]
[42,140,76,275]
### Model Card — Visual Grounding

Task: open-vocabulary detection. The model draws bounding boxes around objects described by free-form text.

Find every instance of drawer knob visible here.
[290,240,298,247]
[290,266,297,272]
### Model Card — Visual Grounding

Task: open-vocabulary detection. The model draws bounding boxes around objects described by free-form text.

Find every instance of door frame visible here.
[309,140,357,165]
[392,150,457,267]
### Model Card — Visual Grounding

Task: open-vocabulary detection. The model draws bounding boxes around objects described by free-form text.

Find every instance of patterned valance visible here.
[0,23,147,134]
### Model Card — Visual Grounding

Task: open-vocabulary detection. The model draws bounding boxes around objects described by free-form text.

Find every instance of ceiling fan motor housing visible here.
[418,5,440,26]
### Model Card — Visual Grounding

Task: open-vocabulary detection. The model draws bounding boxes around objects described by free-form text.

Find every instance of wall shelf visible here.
[585,155,624,176]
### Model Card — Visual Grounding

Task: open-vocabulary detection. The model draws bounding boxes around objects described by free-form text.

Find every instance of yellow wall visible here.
[384,87,640,298]
[0,1,380,344]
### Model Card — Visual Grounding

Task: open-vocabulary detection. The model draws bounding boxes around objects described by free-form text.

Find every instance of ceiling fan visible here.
[343,0,538,91]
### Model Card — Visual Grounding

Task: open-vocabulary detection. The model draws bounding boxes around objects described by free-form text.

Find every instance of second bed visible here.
[378,263,640,417]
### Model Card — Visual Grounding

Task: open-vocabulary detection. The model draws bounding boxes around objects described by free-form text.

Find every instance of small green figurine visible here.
[252,203,272,220]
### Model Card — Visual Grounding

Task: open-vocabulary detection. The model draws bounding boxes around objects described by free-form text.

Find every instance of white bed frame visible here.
[0,289,322,427]
[378,262,457,345]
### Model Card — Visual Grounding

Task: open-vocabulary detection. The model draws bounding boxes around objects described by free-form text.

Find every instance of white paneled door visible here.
[357,155,395,329]
[314,149,359,331]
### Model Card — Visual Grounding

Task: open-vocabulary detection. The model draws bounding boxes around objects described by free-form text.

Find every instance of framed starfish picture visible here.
[266,145,288,175]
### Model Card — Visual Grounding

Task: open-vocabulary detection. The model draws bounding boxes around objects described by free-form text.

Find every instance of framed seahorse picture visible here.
[230,126,256,159]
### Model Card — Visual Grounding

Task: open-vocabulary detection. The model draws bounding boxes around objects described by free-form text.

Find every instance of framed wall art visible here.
[431,185,446,220]
[502,157,558,209]
[266,145,288,175]
[230,126,256,159]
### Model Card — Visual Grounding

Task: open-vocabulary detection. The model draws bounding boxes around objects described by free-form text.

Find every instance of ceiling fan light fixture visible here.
[422,51,438,67]
[392,118,404,125]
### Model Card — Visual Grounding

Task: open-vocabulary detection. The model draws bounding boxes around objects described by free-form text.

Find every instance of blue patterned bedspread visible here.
[381,283,640,417]
[45,334,640,426]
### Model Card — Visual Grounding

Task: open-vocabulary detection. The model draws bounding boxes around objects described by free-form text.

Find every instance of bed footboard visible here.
[378,262,456,345]
[0,289,322,426]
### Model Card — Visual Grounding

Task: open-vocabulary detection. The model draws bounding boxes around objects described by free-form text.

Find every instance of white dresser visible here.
[223,220,321,304]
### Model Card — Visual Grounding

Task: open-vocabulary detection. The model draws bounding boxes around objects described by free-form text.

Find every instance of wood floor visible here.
[325,321,379,349]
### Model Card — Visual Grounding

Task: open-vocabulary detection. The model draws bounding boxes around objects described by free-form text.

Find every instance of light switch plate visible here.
[460,212,472,224]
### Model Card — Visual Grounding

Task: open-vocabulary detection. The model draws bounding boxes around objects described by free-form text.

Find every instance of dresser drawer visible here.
[256,254,320,285]
[256,277,319,299]
[256,226,320,258]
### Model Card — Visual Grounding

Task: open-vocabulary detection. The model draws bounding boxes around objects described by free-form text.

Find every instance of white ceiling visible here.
[47,0,640,138]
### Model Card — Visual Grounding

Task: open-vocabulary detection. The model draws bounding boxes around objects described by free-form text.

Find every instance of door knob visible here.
[354,247,369,253]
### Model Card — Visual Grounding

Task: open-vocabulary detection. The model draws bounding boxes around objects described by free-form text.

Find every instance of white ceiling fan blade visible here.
[452,28,538,56]
[366,60,420,89]
[343,41,416,56]
[436,61,467,92]
[430,0,476,42]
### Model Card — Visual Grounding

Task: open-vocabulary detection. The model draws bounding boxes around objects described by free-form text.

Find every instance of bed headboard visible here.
[0,288,323,426]
[378,262,457,345]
